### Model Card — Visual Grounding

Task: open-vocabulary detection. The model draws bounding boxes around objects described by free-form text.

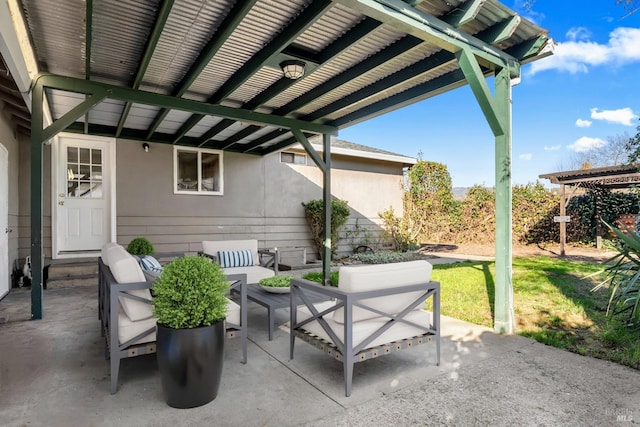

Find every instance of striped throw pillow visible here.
[139,255,163,273]
[218,250,254,268]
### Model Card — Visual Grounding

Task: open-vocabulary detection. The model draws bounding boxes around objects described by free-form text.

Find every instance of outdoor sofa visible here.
[290,260,440,397]
[200,239,279,284]
[97,243,247,394]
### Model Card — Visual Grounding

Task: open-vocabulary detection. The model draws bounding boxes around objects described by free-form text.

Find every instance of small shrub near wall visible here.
[302,198,350,259]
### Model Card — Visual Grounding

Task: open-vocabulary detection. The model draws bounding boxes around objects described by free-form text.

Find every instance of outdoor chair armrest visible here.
[258,248,279,274]
[198,251,218,263]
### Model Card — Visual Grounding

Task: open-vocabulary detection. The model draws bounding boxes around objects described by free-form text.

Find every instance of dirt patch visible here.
[420,242,615,263]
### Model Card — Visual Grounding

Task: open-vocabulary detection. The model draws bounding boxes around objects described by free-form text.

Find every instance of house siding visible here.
[14,137,405,262]
[115,139,404,260]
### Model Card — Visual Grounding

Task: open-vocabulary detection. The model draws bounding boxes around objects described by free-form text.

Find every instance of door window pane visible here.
[66,145,103,198]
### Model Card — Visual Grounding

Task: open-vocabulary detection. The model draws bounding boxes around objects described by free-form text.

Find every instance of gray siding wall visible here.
[14,137,403,262]
[116,140,404,260]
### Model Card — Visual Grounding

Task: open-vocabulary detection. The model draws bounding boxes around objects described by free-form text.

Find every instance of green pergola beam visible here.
[476,16,521,45]
[456,48,504,136]
[195,18,382,145]
[145,0,259,139]
[292,128,326,170]
[330,68,466,128]
[42,91,108,142]
[171,0,333,144]
[507,35,549,63]
[335,0,516,70]
[116,0,175,137]
[440,0,485,27]
[222,35,423,145]
[31,74,337,144]
[305,50,455,121]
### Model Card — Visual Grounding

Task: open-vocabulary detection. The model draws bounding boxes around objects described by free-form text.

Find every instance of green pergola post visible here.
[456,48,514,333]
[30,79,44,320]
[322,133,332,285]
[493,66,514,334]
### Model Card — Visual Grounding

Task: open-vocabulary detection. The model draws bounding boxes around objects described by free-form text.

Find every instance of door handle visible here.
[59,201,65,206]
[4,228,11,234]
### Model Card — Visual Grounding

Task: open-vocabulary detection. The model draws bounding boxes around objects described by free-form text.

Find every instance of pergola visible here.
[540,164,640,253]
[0,0,553,333]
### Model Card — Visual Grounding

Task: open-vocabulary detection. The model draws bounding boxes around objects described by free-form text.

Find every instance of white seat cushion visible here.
[333,260,433,324]
[226,298,240,327]
[297,301,432,349]
[223,265,274,285]
[118,311,156,345]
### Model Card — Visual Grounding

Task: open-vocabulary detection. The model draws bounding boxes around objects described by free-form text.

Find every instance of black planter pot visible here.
[156,321,225,409]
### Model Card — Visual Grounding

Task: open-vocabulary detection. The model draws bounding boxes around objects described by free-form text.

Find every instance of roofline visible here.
[286,142,417,165]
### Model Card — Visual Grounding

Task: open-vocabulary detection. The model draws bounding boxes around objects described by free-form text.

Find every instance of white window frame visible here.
[280,151,307,165]
[173,146,224,195]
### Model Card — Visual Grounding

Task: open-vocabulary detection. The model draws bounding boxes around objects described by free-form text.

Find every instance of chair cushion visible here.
[118,311,156,345]
[108,249,154,322]
[297,301,432,349]
[218,250,254,268]
[101,242,124,266]
[223,266,274,285]
[333,261,433,324]
[226,298,240,327]
[202,240,259,266]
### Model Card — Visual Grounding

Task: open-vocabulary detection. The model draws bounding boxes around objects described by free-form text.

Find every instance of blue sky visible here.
[339,1,640,188]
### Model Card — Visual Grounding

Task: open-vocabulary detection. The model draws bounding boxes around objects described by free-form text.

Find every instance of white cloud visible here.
[568,136,607,153]
[519,153,533,160]
[544,145,562,151]
[566,27,591,41]
[526,27,640,75]
[576,119,592,128]
[590,107,638,126]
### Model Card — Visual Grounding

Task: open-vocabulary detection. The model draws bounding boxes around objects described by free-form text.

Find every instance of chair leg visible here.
[344,357,354,397]
[110,357,120,394]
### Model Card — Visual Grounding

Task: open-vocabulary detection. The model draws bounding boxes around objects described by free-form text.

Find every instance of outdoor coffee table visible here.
[235,283,330,340]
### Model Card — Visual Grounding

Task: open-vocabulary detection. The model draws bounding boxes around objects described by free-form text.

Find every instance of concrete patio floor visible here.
[1,257,639,426]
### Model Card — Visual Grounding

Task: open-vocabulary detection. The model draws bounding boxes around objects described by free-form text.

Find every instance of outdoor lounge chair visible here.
[98,244,247,394]
[289,260,440,397]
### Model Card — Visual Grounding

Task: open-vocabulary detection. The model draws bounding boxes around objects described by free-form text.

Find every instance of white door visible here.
[55,135,114,254]
[0,144,8,299]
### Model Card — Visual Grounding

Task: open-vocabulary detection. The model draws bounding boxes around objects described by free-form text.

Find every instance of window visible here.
[174,147,223,195]
[280,151,307,165]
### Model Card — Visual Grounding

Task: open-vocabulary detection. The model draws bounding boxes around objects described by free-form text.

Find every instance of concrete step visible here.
[46,275,98,288]
[46,261,99,288]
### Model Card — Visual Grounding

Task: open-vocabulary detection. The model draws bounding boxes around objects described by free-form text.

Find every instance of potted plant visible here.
[258,275,293,293]
[126,236,154,255]
[152,255,229,408]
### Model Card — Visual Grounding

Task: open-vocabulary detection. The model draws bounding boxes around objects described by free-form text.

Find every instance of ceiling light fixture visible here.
[280,60,305,80]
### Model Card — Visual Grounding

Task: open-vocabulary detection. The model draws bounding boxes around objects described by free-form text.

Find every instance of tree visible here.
[626,119,640,163]
[567,132,632,169]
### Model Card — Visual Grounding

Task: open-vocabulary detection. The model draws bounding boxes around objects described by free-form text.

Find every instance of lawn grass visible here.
[429,256,640,369]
